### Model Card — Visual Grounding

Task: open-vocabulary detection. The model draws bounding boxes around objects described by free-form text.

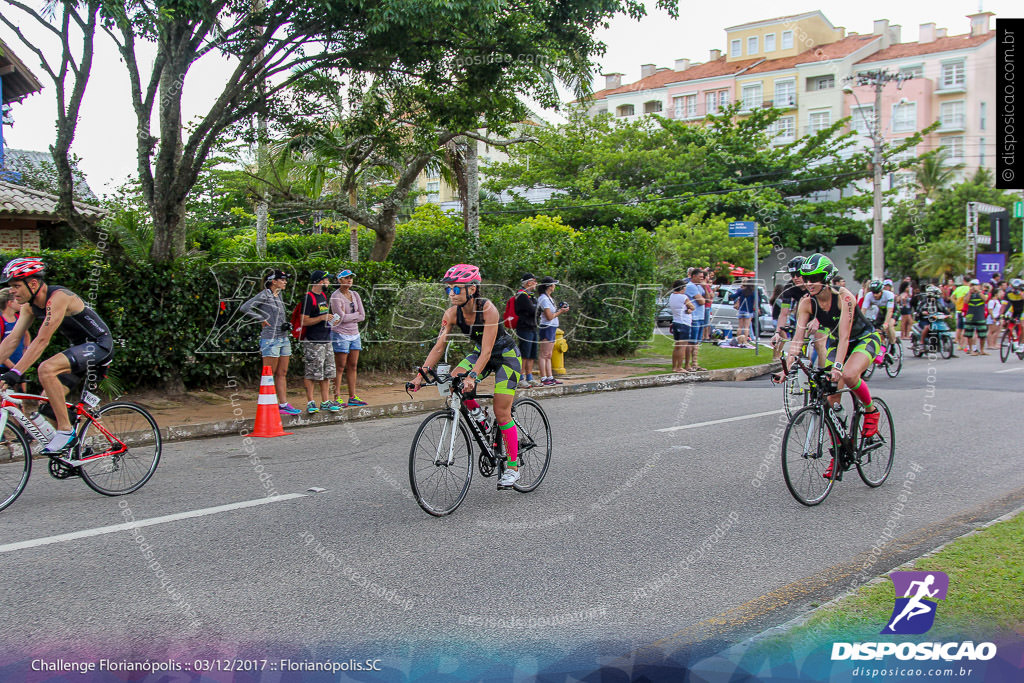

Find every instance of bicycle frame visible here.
[0,391,126,466]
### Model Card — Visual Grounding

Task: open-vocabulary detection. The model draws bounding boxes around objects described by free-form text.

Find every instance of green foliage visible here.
[654,212,761,285]
[916,239,971,279]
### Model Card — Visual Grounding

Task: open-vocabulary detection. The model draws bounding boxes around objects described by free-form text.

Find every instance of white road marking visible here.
[0,493,306,554]
[656,409,785,433]
[995,367,1024,374]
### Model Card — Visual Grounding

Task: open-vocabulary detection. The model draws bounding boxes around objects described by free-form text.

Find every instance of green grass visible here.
[749,511,1024,658]
[613,332,776,371]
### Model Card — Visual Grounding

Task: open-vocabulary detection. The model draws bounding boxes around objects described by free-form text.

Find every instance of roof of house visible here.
[586,57,762,102]
[856,31,994,64]
[741,34,879,74]
[724,11,827,32]
[4,148,98,201]
[0,180,105,221]
[0,37,43,103]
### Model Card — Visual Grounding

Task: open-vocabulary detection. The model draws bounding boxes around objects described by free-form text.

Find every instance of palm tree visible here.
[916,238,970,280]
[914,148,962,203]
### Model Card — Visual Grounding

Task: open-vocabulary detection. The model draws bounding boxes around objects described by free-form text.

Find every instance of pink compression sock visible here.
[850,377,873,409]
[498,420,518,465]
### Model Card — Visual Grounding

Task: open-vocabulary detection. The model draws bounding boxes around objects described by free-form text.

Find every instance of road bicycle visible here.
[862,338,903,380]
[777,355,895,506]
[406,365,552,517]
[0,371,162,513]
[999,317,1024,363]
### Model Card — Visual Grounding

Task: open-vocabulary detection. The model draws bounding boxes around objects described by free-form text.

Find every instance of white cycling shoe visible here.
[497,467,520,489]
[43,430,76,454]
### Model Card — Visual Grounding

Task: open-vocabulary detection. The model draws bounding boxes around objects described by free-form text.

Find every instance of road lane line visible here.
[995,367,1024,373]
[655,409,784,433]
[0,493,306,554]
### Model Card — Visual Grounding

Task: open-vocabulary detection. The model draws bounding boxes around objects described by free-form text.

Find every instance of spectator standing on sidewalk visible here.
[238,269,300,415]
[668,279,695,372]
[514,273,541,387]
[985,285,1002,351]
[302,270,340,413]
[951,278,971,351]
[329,269,367,407]
[684,269,707,371]
[536,276,569,385]
[702,268,714,341]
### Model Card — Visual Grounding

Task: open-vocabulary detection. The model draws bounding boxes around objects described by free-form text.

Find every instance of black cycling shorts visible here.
[59,338,115,390]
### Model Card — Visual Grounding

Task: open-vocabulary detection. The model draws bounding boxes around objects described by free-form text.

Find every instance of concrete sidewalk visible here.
[155,361,781,443]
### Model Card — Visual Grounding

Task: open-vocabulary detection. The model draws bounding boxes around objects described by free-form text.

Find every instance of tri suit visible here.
[454,298,522,396]
[28,285,114,389]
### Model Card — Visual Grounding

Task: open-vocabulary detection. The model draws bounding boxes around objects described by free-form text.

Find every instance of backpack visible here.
[290,292,316,341]
[504,290,525,330]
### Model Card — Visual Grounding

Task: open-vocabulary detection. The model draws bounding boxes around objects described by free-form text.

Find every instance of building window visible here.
[719,90,730,108]
[705,92,718,115]
[741,83,762,110]
[644,100,663,114]
[891,145,916,167]
[808,110,831,133]
[774,80,795,106]
[940,101,964,129]
[781,30,793,49]
[941,136,964,163]
[770,116,795,142]
[731,39,742,57]
[940,61,966,89]
[765,33,776,52]
[892,102,916,133]
[426,180,440,192]
[807,74,835,91]
[980,137,985,167]
[980,102,987,130]
[851,105,875,136]
[674,95,696,118]
[747,36,758,55]
[899,64,923,79]
[616,104,635,117]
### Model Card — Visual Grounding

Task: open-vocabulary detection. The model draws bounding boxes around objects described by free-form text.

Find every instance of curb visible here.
[159,361,782,444]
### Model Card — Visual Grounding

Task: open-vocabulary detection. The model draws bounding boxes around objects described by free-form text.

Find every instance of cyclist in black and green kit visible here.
[781,254,883,478]
[409,264,524,489]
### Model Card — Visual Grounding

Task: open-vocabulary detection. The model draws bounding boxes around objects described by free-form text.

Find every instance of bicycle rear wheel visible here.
[885,342,903,378]
[781,406,839,506]
[940,336,954,359]
[0,422,31,513]
[77,402,161,496]
[856,398,894,487]
[408,410,473,516]
[508,398,552,492]
[999,331,1011,363]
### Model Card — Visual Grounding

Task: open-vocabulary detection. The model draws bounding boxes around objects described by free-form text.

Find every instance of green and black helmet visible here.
[869,279,884,293]
[799,253,838,282]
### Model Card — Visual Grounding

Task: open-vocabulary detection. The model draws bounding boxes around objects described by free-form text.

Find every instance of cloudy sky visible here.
[1,0,1013,195]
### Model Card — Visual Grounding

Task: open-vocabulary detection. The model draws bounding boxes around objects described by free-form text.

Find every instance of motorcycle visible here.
[910,313,954,359]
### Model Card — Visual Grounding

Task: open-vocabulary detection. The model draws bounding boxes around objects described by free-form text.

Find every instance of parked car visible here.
[707,301,776,337]
[656,297,673,326]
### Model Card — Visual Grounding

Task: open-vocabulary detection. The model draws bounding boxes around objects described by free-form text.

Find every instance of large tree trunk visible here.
[464,137,479,239]
[369,219,397,261]
[349,186,359,261]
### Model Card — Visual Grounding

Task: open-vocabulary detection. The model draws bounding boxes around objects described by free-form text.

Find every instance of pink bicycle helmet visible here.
[441,264,481,284]
[1,257,45,283]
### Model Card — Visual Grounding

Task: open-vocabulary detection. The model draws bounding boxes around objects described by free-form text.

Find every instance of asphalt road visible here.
[1,349,1021,679]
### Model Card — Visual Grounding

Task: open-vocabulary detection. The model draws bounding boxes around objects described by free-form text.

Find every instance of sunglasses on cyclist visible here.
[445,285,467,296]
[802,274,827,283]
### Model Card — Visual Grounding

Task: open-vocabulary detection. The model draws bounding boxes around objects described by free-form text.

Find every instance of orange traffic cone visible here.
[251,365,293,438]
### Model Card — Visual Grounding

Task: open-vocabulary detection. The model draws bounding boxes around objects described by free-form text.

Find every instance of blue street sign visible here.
[728,221,757,237]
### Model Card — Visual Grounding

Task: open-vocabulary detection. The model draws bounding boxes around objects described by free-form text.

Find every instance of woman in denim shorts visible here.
[239,269,301,415]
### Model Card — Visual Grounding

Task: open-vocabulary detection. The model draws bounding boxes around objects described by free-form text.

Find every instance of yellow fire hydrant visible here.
[552,329,569,375]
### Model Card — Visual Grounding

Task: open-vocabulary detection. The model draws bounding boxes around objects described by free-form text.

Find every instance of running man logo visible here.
[881,571,949,635]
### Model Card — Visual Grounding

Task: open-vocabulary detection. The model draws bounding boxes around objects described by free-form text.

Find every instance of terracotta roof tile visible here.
[586,57,761,101]
[0,181,105,221]
[742,35,879,74]
[857,31,994,64]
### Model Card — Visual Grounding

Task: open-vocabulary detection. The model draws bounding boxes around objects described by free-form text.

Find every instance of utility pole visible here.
[846,69,912,280]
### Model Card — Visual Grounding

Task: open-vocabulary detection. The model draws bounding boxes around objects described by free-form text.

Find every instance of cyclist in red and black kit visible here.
[0,258,114,452]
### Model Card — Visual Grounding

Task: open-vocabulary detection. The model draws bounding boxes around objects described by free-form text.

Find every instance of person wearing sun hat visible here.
[239,268,300,415]
[329,268,367,406]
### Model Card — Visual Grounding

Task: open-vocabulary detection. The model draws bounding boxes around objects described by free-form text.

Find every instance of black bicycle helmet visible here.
[786,256,804,274]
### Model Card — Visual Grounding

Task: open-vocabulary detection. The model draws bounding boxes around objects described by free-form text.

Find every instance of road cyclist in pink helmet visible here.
[409,264,524,488]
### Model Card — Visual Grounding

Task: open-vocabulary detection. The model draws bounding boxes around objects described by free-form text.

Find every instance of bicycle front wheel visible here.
[509,398,552,492]
[940,335,954,359]
[856,398,894,487]
[885,342,903,378]
[0,422,31,513]
[77,402,162,496]
[782,371,809,419]
[781,406,838,506]
[408,410,473,516]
